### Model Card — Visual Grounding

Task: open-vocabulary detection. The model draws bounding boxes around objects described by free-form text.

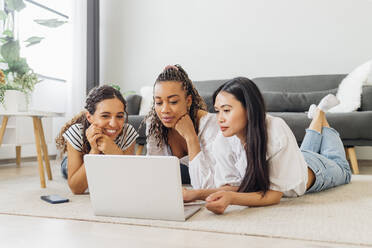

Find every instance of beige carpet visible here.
[1,164,372,246]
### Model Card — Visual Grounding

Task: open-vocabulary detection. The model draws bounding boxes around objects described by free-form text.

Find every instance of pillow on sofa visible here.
[139,86,153,116]
[263,89,337,112]
[329,60,371,113]
[367,61,372,85]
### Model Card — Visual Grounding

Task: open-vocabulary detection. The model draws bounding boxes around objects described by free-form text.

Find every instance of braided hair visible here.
[145,64,207,147]
[56,85,128,154]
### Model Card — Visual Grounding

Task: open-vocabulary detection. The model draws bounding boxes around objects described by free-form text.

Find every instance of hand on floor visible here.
[205,191,232,215]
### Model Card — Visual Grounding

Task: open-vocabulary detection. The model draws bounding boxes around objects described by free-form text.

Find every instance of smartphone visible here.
[41,195,69,204]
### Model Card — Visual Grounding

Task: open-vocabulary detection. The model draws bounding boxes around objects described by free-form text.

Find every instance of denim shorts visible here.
[300,127,352,193]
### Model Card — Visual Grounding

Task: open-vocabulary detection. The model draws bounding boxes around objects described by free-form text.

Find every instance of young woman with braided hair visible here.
[146,64,223,189]
[56,85,138,194]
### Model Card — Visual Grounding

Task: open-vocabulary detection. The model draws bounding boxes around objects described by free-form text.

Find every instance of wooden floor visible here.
[0,159,371,248]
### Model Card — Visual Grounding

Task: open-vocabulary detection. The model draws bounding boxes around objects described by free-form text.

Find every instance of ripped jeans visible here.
[300,127,352,193]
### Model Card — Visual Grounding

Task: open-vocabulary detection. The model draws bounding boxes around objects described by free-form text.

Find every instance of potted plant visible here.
[0,0,66,111]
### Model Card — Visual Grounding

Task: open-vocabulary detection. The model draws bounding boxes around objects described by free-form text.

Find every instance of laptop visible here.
[84,155,202,221]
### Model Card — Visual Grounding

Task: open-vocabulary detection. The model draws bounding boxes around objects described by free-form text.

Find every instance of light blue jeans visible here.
[300,127,352,193]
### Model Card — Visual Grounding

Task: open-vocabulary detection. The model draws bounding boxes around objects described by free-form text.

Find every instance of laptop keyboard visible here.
[184,203,204,219]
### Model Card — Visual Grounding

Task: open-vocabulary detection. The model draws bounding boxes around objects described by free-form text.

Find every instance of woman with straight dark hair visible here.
[183,77,351,214]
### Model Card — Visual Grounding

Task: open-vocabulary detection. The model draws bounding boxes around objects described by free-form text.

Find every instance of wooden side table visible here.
[0,111,64,188]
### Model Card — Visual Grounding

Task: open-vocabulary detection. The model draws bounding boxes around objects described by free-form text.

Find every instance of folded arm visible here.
[205,189,283,214]
[66,143,91,194]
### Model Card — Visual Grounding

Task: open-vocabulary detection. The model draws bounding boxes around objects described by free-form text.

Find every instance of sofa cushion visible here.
[253,75,346,92]
[361,85,372,111]
[125,94,142,115]
[201,88,338,113]
[270,112,372,145]
[263,88,337,112]
[193,79,228,96]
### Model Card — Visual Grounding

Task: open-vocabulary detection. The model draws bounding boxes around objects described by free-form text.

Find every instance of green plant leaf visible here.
[8,57,29,75]
[0,40,20,63]
[109,84,121,92]
[2,29,13,38]
[2,69,11,76]
[24,36,44,47]
[34,18,67,28]
[0,10,7,21]
[123,91,136,97]
[5,0,26,12]
[0,38,9,43]
[12,71,39,93]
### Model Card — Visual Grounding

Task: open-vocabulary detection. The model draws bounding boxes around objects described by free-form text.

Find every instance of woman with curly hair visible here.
[146,64,222,189]
[56,85,138,194]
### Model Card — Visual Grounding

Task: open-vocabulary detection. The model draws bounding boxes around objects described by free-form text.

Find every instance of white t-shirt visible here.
[213,115,308,197]
[146,113,223,189]
[63,123,138,152]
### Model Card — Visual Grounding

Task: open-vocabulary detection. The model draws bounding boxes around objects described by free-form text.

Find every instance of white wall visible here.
[100,0,372,92]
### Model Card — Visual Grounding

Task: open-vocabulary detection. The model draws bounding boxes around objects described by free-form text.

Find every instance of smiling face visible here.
[154,81,191,128]
[86,98,125,139]
[214,91,247,141]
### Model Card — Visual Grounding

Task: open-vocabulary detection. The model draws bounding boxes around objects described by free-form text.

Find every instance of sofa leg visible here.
[136,144,144,155]
[345,147,359,174]
[16,146,21,167]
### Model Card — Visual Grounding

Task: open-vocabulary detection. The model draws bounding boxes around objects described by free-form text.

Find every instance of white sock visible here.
[318,94,340,112]
[307,104,317,119]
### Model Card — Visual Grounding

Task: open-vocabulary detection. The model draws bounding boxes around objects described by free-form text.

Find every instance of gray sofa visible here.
[126,74,372,174]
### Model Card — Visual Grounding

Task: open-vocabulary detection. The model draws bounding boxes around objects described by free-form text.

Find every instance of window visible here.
[18,0,72,81]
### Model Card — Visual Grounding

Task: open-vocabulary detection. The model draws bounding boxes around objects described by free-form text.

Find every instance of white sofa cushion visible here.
[329,60,371,113]
[139,86,153,116]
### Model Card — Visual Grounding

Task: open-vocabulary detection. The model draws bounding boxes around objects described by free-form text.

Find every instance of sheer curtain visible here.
[67,0,87,119]
[51,0,87,157]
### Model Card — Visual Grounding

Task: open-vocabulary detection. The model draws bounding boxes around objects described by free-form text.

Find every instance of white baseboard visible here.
[355,147,372,160]
[0,144,57,160]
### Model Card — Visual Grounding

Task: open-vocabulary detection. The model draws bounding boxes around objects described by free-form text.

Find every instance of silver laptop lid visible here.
[84,155,186,221]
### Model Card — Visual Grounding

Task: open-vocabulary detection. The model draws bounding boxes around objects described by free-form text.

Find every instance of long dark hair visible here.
[145,64,207,147]
[213,77,270,194]
[56,85,128,154]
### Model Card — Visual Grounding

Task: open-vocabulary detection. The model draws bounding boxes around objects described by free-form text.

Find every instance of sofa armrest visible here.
[361,85,372,111]
[125,94,142,115]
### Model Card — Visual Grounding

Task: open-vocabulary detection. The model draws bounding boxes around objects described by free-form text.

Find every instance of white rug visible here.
[1,164,372,246]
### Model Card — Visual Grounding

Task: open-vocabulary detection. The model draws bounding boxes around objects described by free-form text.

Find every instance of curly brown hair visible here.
[145,64,207,147]
[55,85,128,154]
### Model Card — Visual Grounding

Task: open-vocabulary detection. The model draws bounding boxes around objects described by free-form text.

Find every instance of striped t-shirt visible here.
[63,123,138,152]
